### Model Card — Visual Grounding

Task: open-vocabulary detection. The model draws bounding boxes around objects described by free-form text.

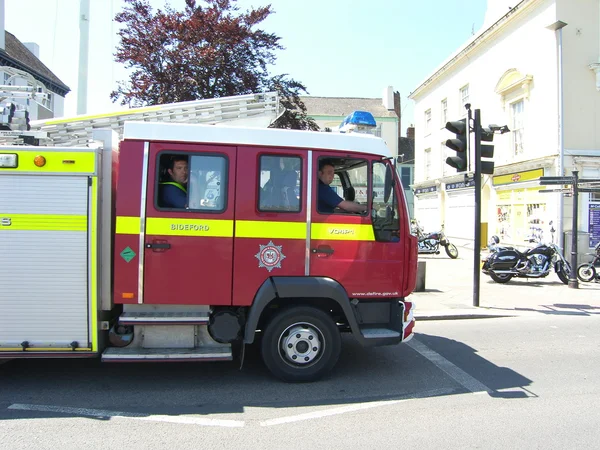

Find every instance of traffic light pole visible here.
[568,170,579,288]
[473,109,482,307]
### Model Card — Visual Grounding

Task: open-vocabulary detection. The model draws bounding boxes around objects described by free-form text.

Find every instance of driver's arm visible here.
[337,200,367,213]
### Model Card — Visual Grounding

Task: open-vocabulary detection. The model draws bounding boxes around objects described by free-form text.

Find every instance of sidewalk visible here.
[408,245,600,321]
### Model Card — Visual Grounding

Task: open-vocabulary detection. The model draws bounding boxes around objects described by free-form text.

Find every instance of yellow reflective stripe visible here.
[0,150,96,173]
[41,105,161,125]
[90,177,98,352]
[116,216,140,235]
[146,217,234,237]
[0,214,87,231]
[311,223,375,241]
[236,220,306,239]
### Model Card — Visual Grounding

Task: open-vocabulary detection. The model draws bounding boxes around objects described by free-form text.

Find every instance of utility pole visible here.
[77,0,91,115]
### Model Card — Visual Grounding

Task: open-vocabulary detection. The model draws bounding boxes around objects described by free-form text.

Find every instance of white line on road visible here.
[259,388,455,427]
[8,403,245,428]
[407,338,493,394]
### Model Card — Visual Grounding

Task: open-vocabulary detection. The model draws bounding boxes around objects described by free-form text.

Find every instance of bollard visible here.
[415,260,426,292]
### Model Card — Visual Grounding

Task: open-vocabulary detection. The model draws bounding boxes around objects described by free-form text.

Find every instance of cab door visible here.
[143,142,236,305]
[231,149,307,305]
[309,152,407,297]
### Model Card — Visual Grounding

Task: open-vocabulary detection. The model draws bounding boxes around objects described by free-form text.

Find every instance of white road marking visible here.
[259,388,455,427]
[407,338,493,394]
[8,403,244,428]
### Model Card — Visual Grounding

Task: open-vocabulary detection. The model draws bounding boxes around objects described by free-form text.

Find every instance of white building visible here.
[0,30,70,121]
[409,0,600,260]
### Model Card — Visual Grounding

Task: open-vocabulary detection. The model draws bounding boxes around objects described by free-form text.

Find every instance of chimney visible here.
[406,126,415,140]
[24,42,40,58]
[382,86,394,110]
[393,91,401,138]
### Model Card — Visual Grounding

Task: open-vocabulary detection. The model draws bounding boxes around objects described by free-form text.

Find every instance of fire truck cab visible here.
[0,121,417,382]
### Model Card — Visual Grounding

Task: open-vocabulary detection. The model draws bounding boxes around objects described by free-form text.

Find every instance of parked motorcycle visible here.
[576,241,600,282]
[411,221,459,259]
[482,236,571,284]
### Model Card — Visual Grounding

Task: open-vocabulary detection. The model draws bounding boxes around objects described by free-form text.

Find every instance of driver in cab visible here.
[318,160,367,214]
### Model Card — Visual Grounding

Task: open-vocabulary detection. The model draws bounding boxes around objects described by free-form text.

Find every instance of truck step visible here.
[101,346,232,362]
[360,328,401,339]
[118,311,210,325]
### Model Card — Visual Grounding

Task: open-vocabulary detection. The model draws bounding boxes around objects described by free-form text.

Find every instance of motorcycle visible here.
[411,221,459,259]
[482,235,571,284]
[576,241,600,282]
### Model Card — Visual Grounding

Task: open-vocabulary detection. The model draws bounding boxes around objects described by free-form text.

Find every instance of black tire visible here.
[489,272,513,283]
[556,262,571,285]
[576,264,596,283]
[261,306,341,383]
[445,243,459,259]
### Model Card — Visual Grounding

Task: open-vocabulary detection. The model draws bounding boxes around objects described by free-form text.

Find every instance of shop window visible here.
[157,153,227,211]
[258,155,301,212]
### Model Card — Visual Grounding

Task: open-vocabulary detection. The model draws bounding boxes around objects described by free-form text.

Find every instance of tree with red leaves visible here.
[112,0,318,130]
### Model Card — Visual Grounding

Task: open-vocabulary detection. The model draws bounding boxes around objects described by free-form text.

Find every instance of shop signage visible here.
[446,179,475,191]
[493,168,544,186]
[414,185,437,195]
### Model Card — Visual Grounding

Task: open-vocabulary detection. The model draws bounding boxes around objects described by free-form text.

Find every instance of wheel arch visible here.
[243,277,358,344]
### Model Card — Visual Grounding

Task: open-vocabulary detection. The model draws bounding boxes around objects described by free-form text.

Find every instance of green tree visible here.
[112,0,318,130]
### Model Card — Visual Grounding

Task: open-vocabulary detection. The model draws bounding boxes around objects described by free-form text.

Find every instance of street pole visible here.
[473,109,482,307]
[568,170,579,289]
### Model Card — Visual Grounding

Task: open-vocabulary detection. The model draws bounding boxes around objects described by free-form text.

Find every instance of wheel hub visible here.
[280,324,322,365]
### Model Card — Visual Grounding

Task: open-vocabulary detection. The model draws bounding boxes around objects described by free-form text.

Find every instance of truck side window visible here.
[372,161,400,241]
[157,153,227,212]
[258,155,301,212]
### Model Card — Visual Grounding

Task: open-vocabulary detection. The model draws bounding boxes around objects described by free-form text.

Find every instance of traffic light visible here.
[478,126,495,175]
[445,118,468,172]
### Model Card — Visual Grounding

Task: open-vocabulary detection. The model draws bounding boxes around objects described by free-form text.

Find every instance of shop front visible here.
[444,179,475,241]
[413,185,440,231]
[492,168,555,245]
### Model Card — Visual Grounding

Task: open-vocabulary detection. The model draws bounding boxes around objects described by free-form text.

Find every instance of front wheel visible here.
[576,264,596,282]
[490,272,513,283]
[445,243,459,259]
[556,261,571,285]
[261,306,341,383]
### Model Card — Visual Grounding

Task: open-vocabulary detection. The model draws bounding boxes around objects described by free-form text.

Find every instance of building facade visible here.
[410,0,600,260]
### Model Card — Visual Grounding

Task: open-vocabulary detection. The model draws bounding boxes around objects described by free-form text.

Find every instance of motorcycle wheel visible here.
[556,262,571,285]
[445,243,459,259]
[490,272,513,283]
[576,264,596,282]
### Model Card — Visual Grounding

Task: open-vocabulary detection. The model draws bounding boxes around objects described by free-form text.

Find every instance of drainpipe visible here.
[547,20,567,249]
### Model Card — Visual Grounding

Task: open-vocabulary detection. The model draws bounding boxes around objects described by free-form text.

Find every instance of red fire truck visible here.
[0,120,417,382]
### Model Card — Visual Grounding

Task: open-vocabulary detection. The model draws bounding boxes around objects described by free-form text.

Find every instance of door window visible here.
[372,161,400,241]
[156,153,228,212]
[317,157,368,214]
[258,155,301,212]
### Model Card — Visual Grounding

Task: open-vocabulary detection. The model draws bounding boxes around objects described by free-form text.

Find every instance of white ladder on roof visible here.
[29,92,282,147]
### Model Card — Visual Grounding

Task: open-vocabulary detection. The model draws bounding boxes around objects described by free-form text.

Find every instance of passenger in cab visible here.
[160,156,189,208]
[317,160,367,214]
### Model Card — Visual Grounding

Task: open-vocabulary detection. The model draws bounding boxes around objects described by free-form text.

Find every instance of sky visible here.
[5,0,489,135]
